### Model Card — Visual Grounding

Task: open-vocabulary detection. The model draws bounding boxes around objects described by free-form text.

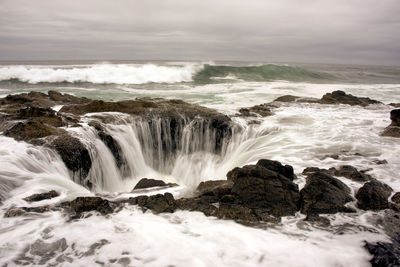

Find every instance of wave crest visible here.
[0,63,200,84]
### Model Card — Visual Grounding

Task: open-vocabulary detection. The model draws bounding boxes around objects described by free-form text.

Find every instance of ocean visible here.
[0,61,399,266]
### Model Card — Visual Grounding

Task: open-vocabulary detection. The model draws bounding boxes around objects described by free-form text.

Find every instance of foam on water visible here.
[1,62,400,266]
[0,63,200,84]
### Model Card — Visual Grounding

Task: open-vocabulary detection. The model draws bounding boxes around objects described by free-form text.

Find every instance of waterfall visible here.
[65,113,250,192]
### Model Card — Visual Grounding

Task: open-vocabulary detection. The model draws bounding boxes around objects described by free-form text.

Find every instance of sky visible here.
[0,0,399,65]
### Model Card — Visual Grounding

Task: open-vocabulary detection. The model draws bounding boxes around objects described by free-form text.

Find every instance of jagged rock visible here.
[196,180,233,198]
[365,237,400,267]
[356,180,393,210]
[238,104,274,117]
[70,197,113,215]
[51,135,92,184]
[24,190,59,202]
[333,165,372,182]
[299,171,354,214]
[133,178,177,190]
[382,109,400,137]
[392,192,400,204]
[320,90,381,106]
[227,160,300,217]
[256,159,297,181]
[128,193,176,213]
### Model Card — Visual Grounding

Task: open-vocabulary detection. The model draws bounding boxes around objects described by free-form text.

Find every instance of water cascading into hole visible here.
[68,114,256,192]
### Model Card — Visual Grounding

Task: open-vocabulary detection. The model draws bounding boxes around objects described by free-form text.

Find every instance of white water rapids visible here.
[0,63,400,266]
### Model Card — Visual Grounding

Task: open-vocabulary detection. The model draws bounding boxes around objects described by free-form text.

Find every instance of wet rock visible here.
[24,190,59,202]
[51,135,92,183]
[373,159,388,165]
[304,213,331,227]
[333,165,372,182]
[4,120,62,141]
[389,103,400,108]
[216,204,260,222]
[299,171,354,214]
[70,197,113,215]
[382,109,400,137]
[392,192,400,204]
[238,103,274,117]
[356,180,393,210]
[4,208,26,217]
[274,95,300,102]
[365,237,400,267]
[133,178,177,190]
[227,160,300,217]
[196,180,233,198]
[302,167,334,176]
[256,159,297,181]
[273,95,319,103]
[4,206,52,217]
[320,90,381,106]
[176,196,219,216]
[128,193,176,213]
[98,131,126,169]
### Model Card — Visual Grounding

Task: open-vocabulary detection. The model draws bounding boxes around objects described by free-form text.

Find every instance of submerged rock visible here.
[70,197,113,215]
[365,237,400,267]
[24,190,59,202]
[333,165,372,182]
[133,178,177,190]
[381,109,400,138]
[299,171,354,214]
[356,180,393,210]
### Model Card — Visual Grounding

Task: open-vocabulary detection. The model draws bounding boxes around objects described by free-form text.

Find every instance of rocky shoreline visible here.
[1,90,400,266]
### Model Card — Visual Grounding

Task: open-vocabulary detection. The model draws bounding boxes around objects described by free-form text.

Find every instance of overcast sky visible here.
[0,0,399,65]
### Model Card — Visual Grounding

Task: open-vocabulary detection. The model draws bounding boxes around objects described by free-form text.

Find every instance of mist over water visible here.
[0,61,400,266]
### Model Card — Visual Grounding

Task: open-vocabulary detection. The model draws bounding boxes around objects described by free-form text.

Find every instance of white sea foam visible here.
[0,63,201,84]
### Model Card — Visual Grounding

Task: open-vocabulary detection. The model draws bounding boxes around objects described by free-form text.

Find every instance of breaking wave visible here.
[0,63,334,85]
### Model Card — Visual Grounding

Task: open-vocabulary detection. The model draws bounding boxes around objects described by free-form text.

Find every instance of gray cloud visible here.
[0,0,399,65]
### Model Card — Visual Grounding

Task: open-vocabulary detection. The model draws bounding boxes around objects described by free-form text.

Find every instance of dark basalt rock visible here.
[299,171,354,214]
[365,237,400,267]
[333,165,372,182]
[128,193,176,213]
[133,178,177,190]
[320,90,381,106]
[302,167,334,176]
[256,159,297,181]
[227,160,300,217]
[70,197,113,215]
[24,190,59,202]
[273,95,319,103]
[51,135,92,185]
[4,120,62,141]
[356,180,393,210]
[238,103,274,117]
[196,180,233,198]
[392,192,400,204]
[382,109,400,137]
